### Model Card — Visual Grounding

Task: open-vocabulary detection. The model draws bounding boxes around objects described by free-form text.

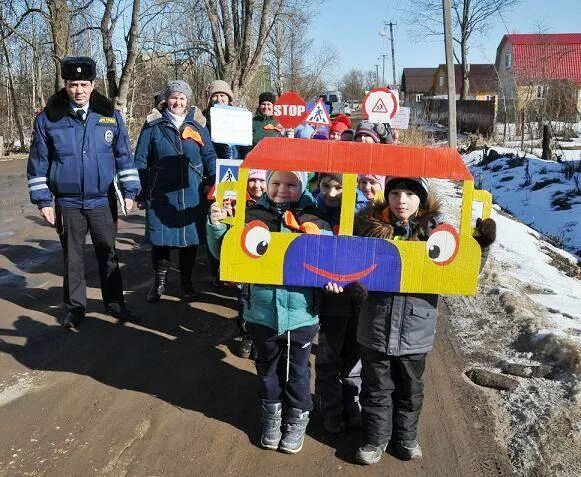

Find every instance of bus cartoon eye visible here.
[241,220,271,258]
[426,224,459,266]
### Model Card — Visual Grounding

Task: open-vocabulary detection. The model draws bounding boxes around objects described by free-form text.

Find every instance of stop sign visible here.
[273,92,307,129]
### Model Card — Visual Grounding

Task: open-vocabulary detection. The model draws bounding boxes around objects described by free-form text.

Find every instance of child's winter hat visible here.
[312,126,330,140]
[318,172,343,184]
[340,129,355,141]
[294,123,315,139]
[384,177,430,206]
[358,174,386,190]
[259,91,277,104]
[330,120,349,135]
[248,169,266,180]
[265,170,308,196]
[334,114,352,128]
[355,121,381,143]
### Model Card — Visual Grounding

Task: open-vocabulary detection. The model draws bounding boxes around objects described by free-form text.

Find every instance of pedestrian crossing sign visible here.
[371,98,388,113]
[215,159,243,199]
[304,99,331,126]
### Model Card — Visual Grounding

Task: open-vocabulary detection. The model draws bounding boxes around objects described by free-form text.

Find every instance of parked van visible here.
[318,90,344,116]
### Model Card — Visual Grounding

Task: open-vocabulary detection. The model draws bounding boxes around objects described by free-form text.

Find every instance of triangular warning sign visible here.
[304,99,331,126]
[371,98,388,113]
[221,168,236,182]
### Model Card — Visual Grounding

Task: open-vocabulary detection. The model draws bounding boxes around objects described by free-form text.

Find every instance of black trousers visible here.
[151,245,197,283]
[315,312,362,418]
[56,205,123,314]
[247,322,318,411]
[360,347,426,446]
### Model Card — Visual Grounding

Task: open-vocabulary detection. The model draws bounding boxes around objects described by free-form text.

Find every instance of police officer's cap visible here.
[61,57,97,81]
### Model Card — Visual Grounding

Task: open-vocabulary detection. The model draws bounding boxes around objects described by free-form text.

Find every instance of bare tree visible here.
[407,0,519,99]
[339,69,366,102]
[202,0,296,96]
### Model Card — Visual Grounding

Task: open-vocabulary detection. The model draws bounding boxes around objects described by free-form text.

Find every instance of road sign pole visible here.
[442,0,457,148]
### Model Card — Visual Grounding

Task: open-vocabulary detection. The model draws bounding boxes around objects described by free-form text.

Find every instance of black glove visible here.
[475,218,496,247]
[344,281,369,304]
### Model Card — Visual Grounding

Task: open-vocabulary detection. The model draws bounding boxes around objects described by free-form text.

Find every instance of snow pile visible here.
[434,174,581,476]
[464,146,581,259]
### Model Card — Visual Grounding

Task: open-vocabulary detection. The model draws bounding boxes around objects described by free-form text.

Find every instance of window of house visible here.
[439,75,444,87]
[504,53,512,68]
[416,94,423,103]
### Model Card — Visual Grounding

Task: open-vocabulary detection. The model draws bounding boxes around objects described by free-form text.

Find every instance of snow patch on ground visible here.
[434,178,581,476]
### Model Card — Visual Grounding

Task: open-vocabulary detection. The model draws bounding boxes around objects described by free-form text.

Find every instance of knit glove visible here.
[474,218,496,247]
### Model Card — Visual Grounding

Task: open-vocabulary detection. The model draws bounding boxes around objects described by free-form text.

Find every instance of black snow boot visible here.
[260,401,283,450]
[146,259,169,303]
[279,408,310,454]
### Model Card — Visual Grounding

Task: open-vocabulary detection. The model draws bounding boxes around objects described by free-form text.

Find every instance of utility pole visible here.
[375,64,379,87]
[382,21,397,85]
[442,0,457,147]
[379,54,387,86]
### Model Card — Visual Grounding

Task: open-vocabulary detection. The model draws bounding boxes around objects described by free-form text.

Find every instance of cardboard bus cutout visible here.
[215,137,492,296]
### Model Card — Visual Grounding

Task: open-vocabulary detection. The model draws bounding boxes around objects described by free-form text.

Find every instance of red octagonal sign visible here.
[273,92,307,129]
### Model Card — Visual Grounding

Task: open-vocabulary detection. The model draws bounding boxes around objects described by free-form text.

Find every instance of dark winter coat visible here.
[134,107,217,247]
[354,197,444,356]
[27,89,140,209]
[251,111,280,147]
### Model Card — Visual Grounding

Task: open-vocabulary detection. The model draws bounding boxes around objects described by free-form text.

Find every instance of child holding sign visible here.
[352,177,496,464]
[207,170,331,454]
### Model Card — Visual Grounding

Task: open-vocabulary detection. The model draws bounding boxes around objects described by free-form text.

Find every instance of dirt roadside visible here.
[0,158,514,476]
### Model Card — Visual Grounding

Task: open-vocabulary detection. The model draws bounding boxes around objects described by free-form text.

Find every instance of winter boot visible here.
[146,260,169,303]
[393,439,423,460]
[238,335,253,359]
[355,443,388,465]
[279,408,310,454]
[260,402,283,450]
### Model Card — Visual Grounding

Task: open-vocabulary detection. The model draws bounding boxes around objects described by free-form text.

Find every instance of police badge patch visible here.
[104,130,114,143]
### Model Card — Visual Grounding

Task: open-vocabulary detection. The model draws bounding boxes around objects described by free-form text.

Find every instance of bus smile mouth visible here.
[302,262,378,282]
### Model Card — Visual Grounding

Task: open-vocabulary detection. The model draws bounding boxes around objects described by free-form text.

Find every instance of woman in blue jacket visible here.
[135,80,217,302]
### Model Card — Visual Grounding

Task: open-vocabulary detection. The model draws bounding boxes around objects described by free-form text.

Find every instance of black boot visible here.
[180,279,198,302]
[146,259,169,303]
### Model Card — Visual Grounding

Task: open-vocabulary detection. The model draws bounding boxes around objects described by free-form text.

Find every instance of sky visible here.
[309,0,581,88]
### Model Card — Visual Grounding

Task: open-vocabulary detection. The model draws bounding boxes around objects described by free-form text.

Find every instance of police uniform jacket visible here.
[27,89,140,209]
[134,107,217,247]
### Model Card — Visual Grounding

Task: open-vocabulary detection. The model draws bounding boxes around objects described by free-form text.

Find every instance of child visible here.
[207,170,331,454]
[353,177,496,464]
[314,173,368,434]
[237,169,267,358]
[357,174,385,202]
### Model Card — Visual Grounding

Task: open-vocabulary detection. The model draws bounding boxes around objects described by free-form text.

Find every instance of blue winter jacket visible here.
[134,107,217,247]
[27,89,140,209]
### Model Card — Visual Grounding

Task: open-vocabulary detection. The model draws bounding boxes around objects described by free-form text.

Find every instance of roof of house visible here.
[433,64,498,94]
[401,68,438,94]
[241,137,472,180]
[497,33,581,83]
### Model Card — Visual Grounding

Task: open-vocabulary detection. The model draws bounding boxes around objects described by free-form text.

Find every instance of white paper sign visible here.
[390,107,410,129]
[210,105,252,146]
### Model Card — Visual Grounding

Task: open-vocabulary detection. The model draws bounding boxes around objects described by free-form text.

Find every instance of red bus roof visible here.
[242,138,473,180]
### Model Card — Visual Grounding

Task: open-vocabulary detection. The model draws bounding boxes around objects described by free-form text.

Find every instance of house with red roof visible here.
[495,33,581,120]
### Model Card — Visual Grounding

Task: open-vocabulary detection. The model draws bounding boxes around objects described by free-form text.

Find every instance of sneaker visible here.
[355,443,387,465]
[260,402,282,450]
[279,408,310,454]
[393,440,423,460]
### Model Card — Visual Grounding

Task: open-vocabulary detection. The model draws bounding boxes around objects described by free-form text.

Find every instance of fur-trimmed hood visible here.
[44,88,114,122]
[145,103,206,128]
[355,194,443,240]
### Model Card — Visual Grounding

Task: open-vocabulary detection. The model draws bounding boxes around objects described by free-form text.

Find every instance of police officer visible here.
[27,57,141,329]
